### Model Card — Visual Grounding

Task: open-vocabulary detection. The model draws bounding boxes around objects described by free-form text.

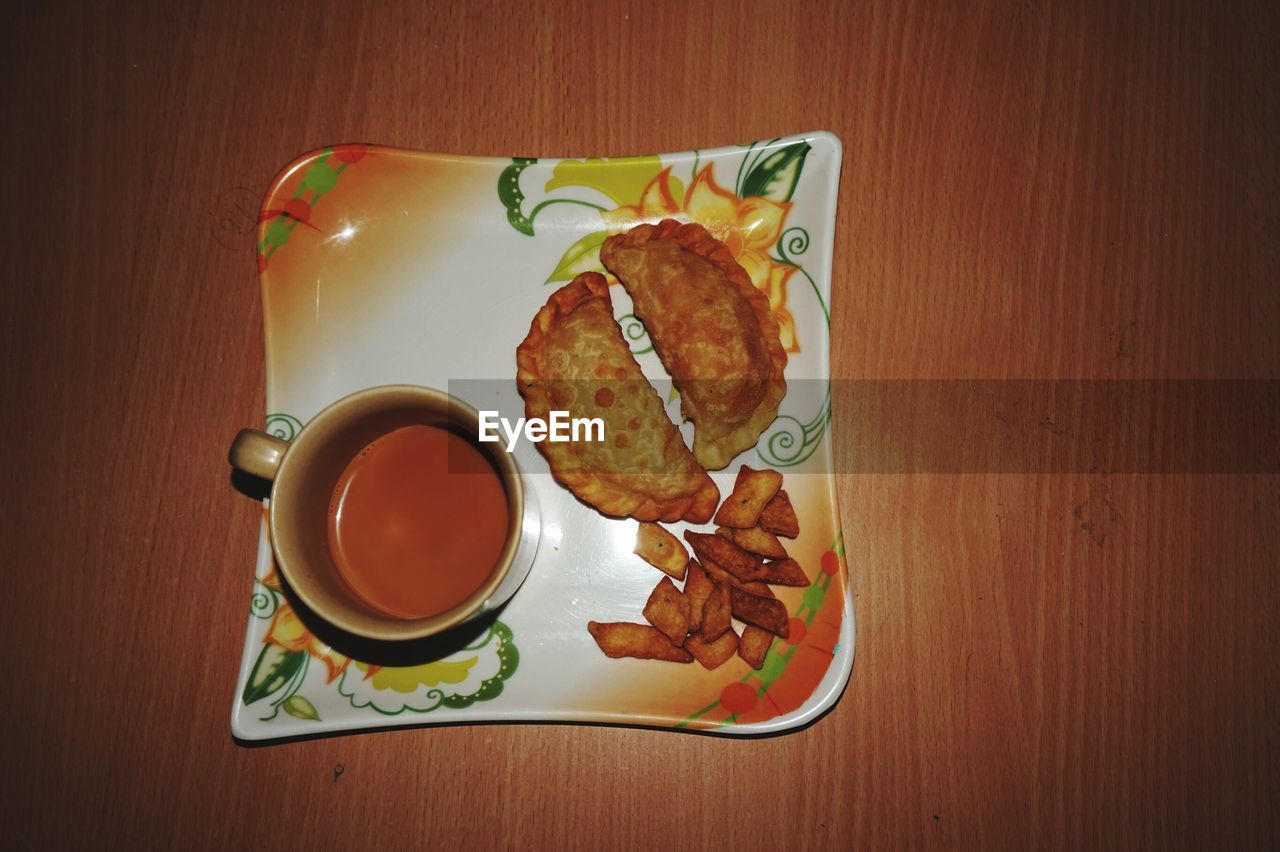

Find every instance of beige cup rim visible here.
[268,385,525,642]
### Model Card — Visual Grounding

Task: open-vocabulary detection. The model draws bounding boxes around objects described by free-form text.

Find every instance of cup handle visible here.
[228,429,291,481]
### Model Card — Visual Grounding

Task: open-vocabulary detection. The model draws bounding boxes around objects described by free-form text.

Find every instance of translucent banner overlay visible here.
[448,379,1278,474]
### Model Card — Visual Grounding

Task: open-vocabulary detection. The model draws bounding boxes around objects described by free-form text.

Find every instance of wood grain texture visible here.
[1,0,1276,847]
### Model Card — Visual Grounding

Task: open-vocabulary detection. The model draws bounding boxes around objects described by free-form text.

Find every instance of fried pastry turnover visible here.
[516,272,719,523]
[600,219,787,470]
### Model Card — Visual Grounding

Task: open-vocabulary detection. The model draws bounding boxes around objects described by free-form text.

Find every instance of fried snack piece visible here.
[717,525,788,559]
[700,558,773,597]
[714,466,784,528]
[700,581,732,641]
[755,558,810,587]
[600,220,787,470]
[684,531,765,583]
[729,587,790,638]
[684,560,714,633]
[759,489,799,538]
[643,577,691,644]
[635,522,689,579]
[738,625,774,670]
[516,273,719,522]
[587,621,693,662]
[685,627,740,670]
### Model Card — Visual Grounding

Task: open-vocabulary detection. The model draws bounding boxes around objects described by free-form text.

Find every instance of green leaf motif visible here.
[759,647,789,683]
[263,220,291,247]
[282,695,320,721]
[802,581,827,613]
[302,160,338,195]
[242,645,305,706]
[498,158,538,236]
[440,621,520,708]
[740,142,811,201]
[546,231,607,283]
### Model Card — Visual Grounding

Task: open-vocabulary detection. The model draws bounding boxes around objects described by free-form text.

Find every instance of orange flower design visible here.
[602,165,800,352]
[260,563,350,683]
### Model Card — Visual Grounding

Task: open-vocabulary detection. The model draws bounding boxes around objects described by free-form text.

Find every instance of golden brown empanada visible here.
[516,272,719,523]
[600,219,787,470]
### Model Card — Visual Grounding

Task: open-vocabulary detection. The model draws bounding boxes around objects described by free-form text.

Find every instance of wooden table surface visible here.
[3,0,1276,847]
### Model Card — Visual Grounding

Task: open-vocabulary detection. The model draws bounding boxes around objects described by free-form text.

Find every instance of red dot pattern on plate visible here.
[720,682,756,715]
[283,198,311,222]
[333,144,367,163]
[786,618,807,645]
[821,550,840,575]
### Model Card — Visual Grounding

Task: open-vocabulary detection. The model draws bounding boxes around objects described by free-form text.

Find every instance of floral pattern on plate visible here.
[232,132,852,740]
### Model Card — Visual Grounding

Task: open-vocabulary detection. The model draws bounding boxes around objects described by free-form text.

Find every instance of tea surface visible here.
[328,424,509,619]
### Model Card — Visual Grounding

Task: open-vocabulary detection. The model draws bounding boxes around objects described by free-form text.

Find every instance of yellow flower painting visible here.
[527,142,813,352]
[600,164,801,352]
[244,560,517,719]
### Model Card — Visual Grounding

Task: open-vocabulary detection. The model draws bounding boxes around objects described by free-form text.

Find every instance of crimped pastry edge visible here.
[600,219,788,470]
[515,272,719,522]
